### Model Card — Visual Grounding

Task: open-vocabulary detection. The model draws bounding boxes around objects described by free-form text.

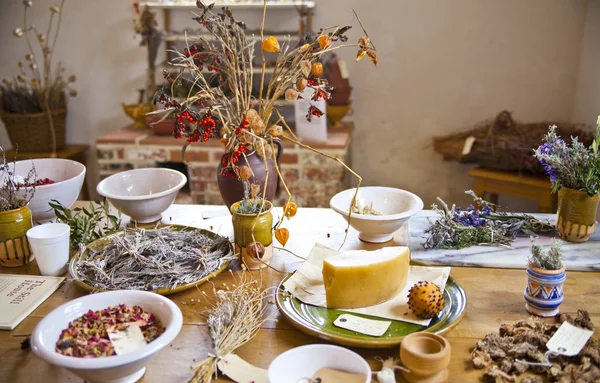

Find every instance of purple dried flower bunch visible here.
[534,119,600,196]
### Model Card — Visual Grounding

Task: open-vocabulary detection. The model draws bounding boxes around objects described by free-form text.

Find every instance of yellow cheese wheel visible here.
[322,247,410,309]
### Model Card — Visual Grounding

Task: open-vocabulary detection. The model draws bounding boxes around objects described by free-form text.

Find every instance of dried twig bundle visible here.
[74,227,235,291]
[190,271,274,383]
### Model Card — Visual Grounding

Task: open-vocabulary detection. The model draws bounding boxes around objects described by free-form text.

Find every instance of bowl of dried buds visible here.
[97,168,187,224]
[31,290,183,383]
[0,158,86,222]
[330,186,424,243]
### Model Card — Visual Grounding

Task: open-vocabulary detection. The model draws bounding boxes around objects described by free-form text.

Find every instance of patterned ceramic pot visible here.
[0,204,34,267]
[524,264,566,317]
[556,188,599,242]
[230,200,273,270]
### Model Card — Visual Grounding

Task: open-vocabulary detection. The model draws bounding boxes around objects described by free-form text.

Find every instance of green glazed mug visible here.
[230,200,273,269]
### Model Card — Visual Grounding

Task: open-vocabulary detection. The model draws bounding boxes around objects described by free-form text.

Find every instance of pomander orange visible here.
[407,281,445,319]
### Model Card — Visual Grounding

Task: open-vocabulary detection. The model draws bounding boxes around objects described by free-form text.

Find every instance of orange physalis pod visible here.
[366,50,378,67]
[275,228,290,247]
[318,35,332,49]
[285,89,299,101]
[262,36,280,53]
[239,166,252,181]
[283,202,298,218]
[356,50,367,62]
[311,62,323,77]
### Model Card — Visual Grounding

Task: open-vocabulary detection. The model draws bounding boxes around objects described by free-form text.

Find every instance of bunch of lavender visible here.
[423,191,554,250]
[0,146,36,212]
[533,120,600,196]
[529,237,563,270]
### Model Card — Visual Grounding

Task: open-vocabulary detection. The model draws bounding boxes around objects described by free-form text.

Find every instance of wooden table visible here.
[469,167,558,213]
[4,144,91,200]
[1,205,599,383]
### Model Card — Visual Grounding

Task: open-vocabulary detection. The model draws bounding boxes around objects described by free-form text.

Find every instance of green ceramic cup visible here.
[0,204,34,267]
[230,200,273,269]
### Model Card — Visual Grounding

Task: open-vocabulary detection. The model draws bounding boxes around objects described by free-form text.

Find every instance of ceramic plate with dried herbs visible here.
[69,225,235,296]
[276,261,467,348]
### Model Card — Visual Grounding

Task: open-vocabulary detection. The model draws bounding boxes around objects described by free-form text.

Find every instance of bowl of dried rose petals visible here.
[31,290,182,383]
[2,158,86,222]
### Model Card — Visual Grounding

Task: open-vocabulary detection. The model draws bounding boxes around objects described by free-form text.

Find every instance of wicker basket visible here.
[0,108,66,152]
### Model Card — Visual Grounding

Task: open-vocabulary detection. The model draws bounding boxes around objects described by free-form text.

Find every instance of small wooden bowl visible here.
[400,333,451,383]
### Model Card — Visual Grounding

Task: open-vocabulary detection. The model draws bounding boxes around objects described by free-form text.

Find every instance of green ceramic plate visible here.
[69,224,233,296]
[276,263,467,348]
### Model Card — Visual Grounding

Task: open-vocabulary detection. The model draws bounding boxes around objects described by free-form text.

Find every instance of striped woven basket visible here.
[0,108,66,153]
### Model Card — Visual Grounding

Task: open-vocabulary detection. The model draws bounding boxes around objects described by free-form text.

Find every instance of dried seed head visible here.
[17,74,27,82]
[50,5,60,13]
[13,28,23,37]
[247,242,265,260]
[25,54,33,61]
[37,33,46,42]
[300,60,311,78]
[311,62,323,77]
[32,77,40,86]
[269,125,283,137]
[69,89,77,97]
[2,79,12,86]
[318,35,332,49]
[238,166,252,181]
[68,74,76,82]
[23,1,32,7]
[296,77,308,91]
[262,36,280,53]
[285,89,299,102]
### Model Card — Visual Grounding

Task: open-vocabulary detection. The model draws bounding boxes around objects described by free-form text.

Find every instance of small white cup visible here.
[26,223,70,276]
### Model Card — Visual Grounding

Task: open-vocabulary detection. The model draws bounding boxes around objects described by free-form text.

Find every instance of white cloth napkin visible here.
[283,243,451,326]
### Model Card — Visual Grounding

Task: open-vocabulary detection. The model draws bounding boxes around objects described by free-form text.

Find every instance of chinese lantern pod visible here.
[275,228,290,246]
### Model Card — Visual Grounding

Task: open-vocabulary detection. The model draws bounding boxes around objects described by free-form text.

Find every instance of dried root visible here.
[471,310,599,383]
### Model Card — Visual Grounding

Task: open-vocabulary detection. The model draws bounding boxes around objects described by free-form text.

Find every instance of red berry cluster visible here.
[311,88,329,101]
[306,105,324,122]
[187,113,218,143]
[231,144,248,165]
[220,167,237,179]
[235,119,250,135]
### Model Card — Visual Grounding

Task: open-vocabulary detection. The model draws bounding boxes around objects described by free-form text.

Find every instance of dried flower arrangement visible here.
[152,1,376,245]
[471,310,599,382]
[49,199,122,249]
[0,0,76,153]
[190,272,273,383]
[133,2,163,103]
[423,191,554,250]
[529,238,563,270]
[534,120,600,196]
[0,146,37,212]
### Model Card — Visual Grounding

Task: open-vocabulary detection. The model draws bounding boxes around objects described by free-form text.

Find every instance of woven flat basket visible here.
[0,108,66,152]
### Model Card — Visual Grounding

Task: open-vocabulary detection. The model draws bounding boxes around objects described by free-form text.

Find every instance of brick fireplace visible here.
[96,124,353,207]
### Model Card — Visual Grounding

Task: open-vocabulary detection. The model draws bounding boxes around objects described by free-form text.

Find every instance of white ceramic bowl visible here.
[31,290,183,383]
[0,158,86,222]
[330,186,424,243]
[97,168,187,223]
[268,344,372,383]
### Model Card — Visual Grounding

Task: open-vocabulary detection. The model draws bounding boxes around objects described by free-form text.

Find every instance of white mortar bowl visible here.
[31,290,183,383]
[330,186,424,243]
[97,168,187,223]
[0,158,86,222]
[268,344,372,383]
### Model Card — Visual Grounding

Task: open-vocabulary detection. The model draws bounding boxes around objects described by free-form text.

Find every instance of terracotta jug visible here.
[217,138,283,209]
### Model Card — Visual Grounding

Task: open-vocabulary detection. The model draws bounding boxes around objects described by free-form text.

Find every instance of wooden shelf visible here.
[142,0,315,9]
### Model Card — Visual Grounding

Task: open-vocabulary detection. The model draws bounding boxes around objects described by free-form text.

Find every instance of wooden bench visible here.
[468,167,557,213]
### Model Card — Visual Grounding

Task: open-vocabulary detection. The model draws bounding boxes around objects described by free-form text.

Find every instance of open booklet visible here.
[0,274,65,330]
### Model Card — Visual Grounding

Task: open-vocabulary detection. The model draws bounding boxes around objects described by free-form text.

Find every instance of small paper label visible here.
[338,59,349,79]
[461,136,476,156]
[106,322,147,355]
[546,322,594,356]
[217,353,268,383]
[333,314,391,337]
